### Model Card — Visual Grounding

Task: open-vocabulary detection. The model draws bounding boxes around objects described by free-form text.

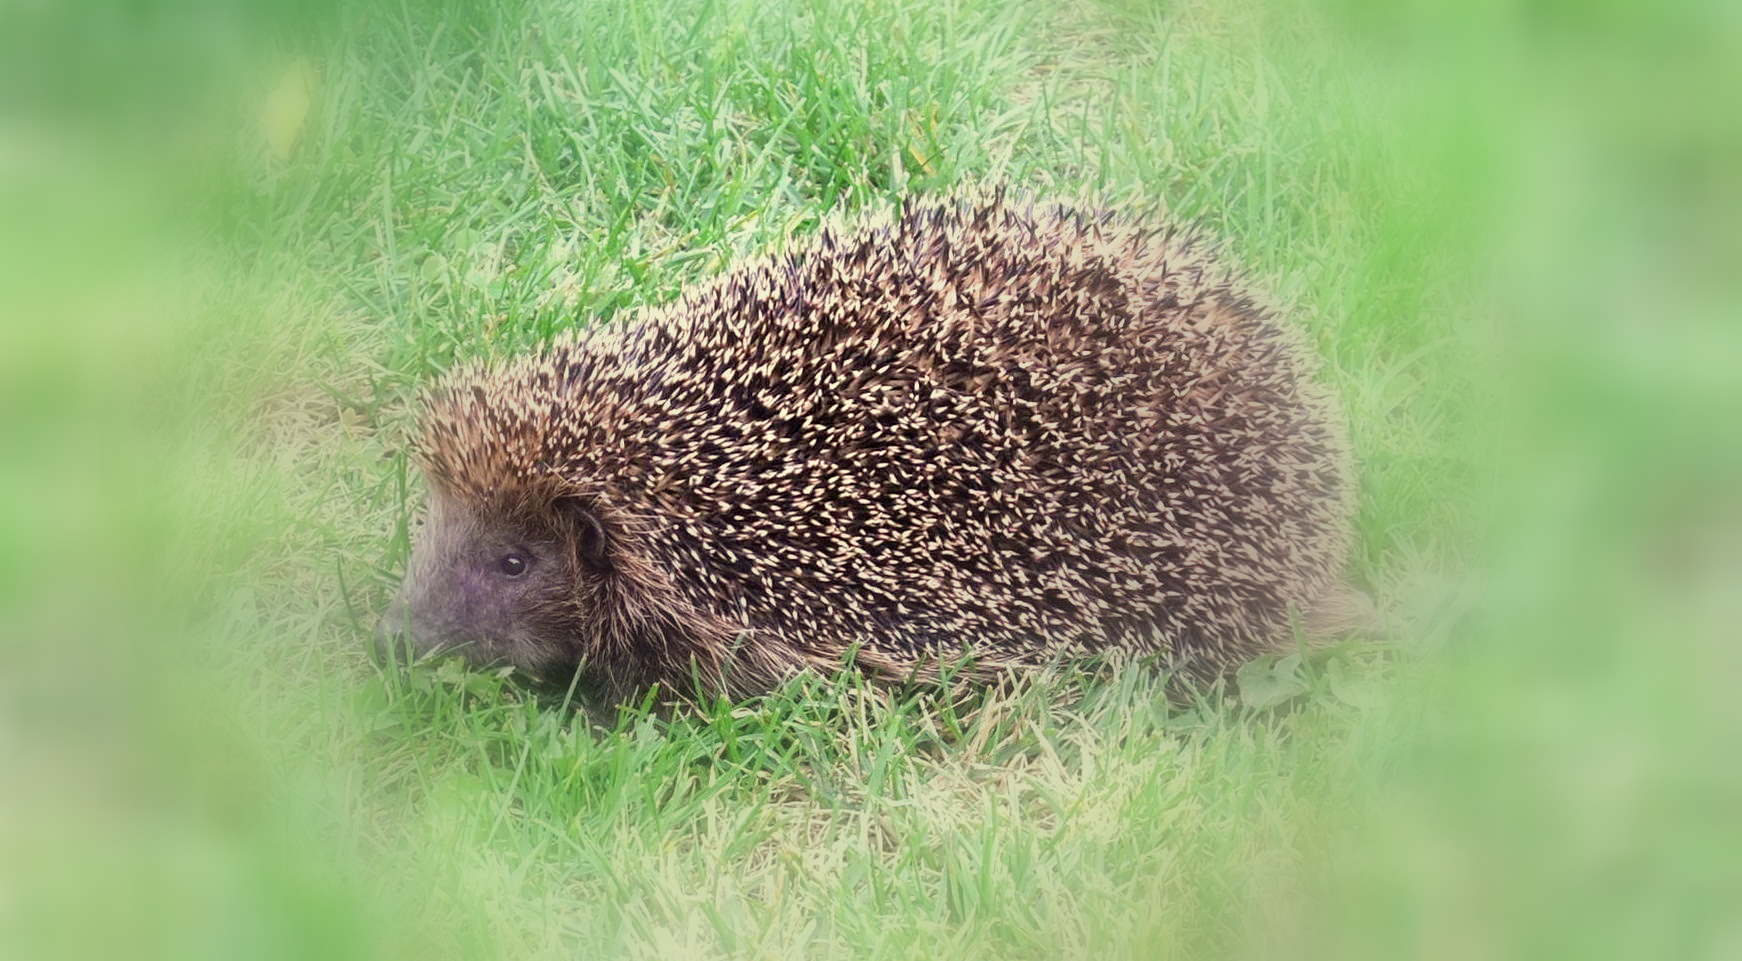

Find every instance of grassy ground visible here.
[2,0,1739,959]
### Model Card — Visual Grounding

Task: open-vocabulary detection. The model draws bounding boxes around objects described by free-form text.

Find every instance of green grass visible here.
[3,0,1739,959]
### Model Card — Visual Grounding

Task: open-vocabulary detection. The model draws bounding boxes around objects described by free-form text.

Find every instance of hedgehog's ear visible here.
[556,497,611,573]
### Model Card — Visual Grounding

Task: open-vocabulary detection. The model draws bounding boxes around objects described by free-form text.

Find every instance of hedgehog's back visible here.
[605,196,1353,682]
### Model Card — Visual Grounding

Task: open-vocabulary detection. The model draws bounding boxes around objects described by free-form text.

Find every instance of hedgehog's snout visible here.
[373,581,488,665]
[375,598,402,642]
[373,591,422,663]
[373,562,478,660]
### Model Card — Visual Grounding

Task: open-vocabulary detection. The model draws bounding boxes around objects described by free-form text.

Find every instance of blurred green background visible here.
[1,0,1737,958]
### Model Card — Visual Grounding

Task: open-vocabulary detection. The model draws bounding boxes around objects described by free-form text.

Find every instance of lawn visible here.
[1,0,1737,959]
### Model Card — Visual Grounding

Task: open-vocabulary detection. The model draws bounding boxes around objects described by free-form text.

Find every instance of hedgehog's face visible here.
[378,489,609,681]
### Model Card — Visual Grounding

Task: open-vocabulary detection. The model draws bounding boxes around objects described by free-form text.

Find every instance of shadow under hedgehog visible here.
[379,192,1372,707]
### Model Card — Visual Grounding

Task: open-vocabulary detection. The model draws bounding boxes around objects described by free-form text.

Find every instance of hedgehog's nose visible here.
[373,596,415,664]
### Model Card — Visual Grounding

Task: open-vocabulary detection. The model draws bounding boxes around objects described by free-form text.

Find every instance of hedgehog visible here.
[379,193,1368,706]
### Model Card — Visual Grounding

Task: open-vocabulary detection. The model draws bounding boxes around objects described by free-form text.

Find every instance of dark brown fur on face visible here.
[382,193,1366,706]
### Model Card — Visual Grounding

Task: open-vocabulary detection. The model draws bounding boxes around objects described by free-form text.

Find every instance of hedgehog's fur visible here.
[388,193,1361,705]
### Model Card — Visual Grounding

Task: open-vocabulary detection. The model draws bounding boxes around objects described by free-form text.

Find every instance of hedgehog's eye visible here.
[498,553,529,577]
